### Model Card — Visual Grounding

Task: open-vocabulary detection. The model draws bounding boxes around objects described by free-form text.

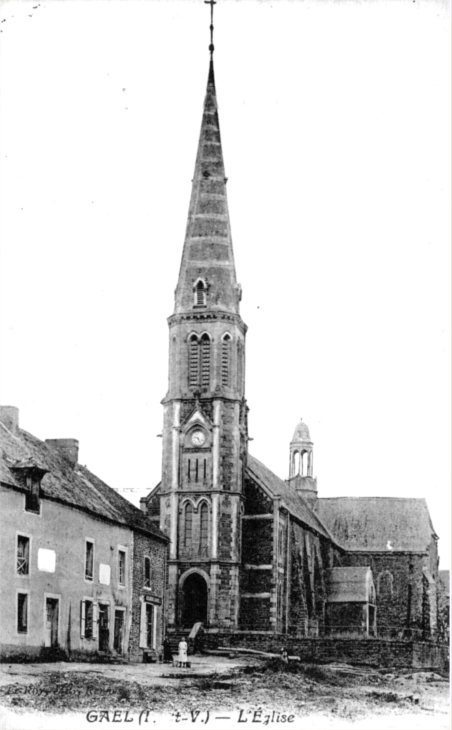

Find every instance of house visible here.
[0,406,168,661]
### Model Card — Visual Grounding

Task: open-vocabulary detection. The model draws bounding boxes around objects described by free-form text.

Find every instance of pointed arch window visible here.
[194,280,207,307]
[221,334,231,387]
[199,503,209,556]
[184,503,193,547]
[200,334,211,387]
[189,335,199,387]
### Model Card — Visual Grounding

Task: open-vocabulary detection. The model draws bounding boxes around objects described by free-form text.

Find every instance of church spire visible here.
[174,5,240,316]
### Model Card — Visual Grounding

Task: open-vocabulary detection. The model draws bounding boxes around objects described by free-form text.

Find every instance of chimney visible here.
[0,406,19,435]
[45,438,79,468]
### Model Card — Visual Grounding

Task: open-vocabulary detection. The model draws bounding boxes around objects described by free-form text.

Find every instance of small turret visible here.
[287,418,318,509]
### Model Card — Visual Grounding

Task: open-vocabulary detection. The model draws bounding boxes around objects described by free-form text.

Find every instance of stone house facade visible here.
[0,406,168,661]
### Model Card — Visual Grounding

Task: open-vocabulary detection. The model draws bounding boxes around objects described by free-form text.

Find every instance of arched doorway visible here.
[181,573,208,627]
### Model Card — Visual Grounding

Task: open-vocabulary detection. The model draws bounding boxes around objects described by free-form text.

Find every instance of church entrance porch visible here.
[180,573,208,628]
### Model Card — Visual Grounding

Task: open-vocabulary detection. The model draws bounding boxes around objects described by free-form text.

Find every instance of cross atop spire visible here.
[204,0,216,55]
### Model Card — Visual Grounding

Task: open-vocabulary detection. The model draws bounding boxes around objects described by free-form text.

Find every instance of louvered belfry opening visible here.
[188,333,211,388]
[221,334,231,386]
[201,334,211,387]
[189,335,199,386]
[195,281,207,307]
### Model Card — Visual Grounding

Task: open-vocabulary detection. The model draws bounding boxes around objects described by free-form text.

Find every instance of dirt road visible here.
[0,656,449,730]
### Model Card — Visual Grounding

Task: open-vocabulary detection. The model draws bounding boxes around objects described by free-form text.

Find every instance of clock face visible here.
[191,430,206,446]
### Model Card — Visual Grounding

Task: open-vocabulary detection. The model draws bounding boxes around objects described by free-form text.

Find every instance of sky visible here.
[1,0,450,567]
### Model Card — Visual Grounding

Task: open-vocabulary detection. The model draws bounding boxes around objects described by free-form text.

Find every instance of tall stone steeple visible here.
[159,12,248,631]
[174,58,241,316]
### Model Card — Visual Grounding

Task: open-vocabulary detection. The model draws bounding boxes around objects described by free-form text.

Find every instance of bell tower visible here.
[159,8,248,631]
[287,419,318,509]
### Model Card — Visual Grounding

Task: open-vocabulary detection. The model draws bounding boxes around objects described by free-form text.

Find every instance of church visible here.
[141,18,441,647]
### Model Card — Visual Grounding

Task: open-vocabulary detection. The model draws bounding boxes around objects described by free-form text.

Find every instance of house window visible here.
[25,475,40,513]
[144,557,151,588]
[85,541,94,581]
[184,503,193,547]
[118,550,126,587]
[17,592,28,633]
[81,599,98,640]
[221,334,231,386]
[17,535,30,575]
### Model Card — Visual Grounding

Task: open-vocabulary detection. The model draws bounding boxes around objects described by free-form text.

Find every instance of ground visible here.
[0,655,449,730]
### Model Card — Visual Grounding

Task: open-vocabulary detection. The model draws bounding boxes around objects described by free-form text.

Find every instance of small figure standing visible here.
[163,635,173,663]
[281,647,288,664]
[178,637,188,667]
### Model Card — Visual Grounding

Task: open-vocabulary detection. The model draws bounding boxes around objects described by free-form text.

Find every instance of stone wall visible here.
[203,632,448,670]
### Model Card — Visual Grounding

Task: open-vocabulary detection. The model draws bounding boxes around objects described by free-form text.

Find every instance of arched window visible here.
[199,503,209,555]
[184,503,193,547]
[194,280,207,307]
[301,451,308,476]
[221,334,231,386]
[377,571,393,598]
[200,334,211,387]
[189,334,199,387]
[293,451,301,475]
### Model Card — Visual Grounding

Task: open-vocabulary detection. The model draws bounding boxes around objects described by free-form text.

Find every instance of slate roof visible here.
[0,421,168,542]
[246,454,339,544]
[326,567,373,603]
[317,497,437,552]
[174,57,239,316]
